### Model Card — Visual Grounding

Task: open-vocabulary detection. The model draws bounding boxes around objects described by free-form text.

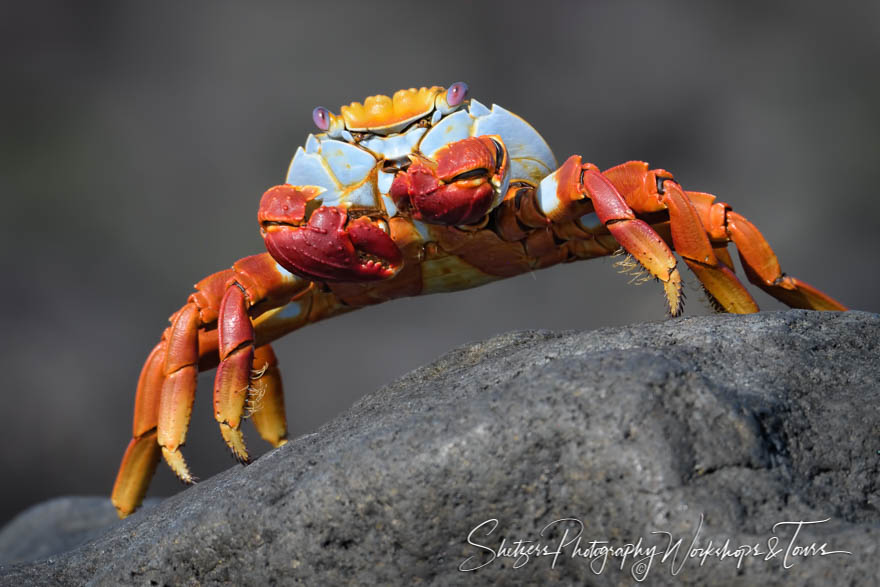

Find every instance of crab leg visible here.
[600,161,846,311]
[111,253,309,517]
[157,302,201,482]
[598,161,755,313]
[213,283,256,462]
[652,181,758,313]
[248,345,288,447]
[110,343,165,515]
[537,156,684,314]
[721,210,845,310]
[581,168,685,314]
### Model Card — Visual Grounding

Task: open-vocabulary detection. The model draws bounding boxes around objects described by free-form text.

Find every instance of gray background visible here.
[1,0,878,526]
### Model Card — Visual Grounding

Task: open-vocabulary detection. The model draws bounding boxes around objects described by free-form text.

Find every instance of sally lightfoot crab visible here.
[111,82,847,517]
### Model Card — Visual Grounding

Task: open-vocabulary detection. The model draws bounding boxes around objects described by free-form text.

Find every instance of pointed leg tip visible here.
[112,499,134,519]
[664,271,685,317]
[161,446,194,484]
[230,444,251,465]
[667,296,684,317]
[220,423,250,463]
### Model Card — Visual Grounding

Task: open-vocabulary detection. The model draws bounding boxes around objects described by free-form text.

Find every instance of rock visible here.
[0,497,161,566]
[1,310,877,585]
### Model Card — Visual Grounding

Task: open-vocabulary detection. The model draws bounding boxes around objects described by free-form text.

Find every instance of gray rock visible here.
[1,310,877,585]
[0,498,161,566]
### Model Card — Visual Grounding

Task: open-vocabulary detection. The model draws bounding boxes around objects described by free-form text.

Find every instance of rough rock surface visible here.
[0,498,161,566]
[1,310,878,585]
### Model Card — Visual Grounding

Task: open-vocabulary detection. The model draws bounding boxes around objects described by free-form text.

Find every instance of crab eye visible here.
[312,106,331,131]
[446,82,469,107]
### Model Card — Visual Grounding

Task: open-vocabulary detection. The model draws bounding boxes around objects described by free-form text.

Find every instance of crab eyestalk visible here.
[434,81,469,115]
[390,135,509,225]
[311,106,346,139]
[258,184,403,282]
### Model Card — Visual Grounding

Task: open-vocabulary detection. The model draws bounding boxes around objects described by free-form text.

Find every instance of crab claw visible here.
[390,136,508,226]
[259,185,402,282]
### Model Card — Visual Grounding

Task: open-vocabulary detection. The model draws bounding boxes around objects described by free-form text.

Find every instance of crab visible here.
[111,82,847,517]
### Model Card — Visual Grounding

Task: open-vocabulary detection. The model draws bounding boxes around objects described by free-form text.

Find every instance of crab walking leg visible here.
[723,210,847,310]
[212,273,360,460]
[156,303,202,482]
[600,161,758,313]
[112,324,226,515]
[112,339,287,519]
[601,161,846,312]
[154,254,307,473]
[249,345,288,447]
[655,181,759,313]
[580,167,684,315]
[209,253,337,461]
[111,343,165,516]
[213,284,256,461]
[536,156,684,314]
[112,254,312,517]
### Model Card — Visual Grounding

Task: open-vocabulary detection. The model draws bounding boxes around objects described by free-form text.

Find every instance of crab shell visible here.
[284,95,559,228]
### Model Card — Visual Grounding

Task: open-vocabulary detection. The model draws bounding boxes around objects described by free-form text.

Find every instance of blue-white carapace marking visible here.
[536,166,563,218]
[360,127,427,161]
[318,139,375,187]
[286,94,561,223]
[419,100,556,187]
[418,110,472,158]
[287,135,380,210]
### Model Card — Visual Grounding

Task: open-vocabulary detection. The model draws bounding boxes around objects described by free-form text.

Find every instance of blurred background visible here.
[1,1,878,525]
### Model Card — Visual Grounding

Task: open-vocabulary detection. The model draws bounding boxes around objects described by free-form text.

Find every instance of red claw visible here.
[347,216,402,265]
[258,184,316,225]
[390,136,506,226]
[259,185,402,282]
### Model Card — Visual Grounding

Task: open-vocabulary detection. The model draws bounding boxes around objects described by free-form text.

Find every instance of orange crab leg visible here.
[581,167,684,315]
[249,345,288,447]
[208,252,321,464]
[656,181,758,313]
[214,284,255,462]
[602,160,845,312]
[110,343,164,516]
[156,303,201,482]
[538,156,685,315]
[111,253,308,517]
[602,161,757,313]
[112,328,227,516]
[725,211,846,311]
